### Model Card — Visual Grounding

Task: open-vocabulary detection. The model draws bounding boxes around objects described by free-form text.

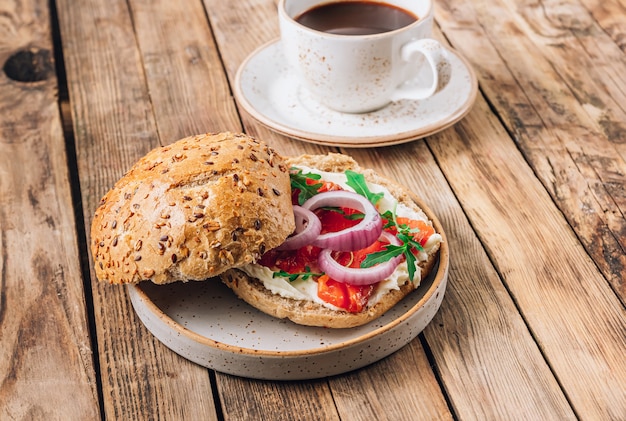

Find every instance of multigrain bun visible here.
[90,132,294,285]
[220,153,441,328]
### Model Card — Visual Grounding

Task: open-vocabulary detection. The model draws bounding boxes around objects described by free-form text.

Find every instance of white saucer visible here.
[234,39,478,147]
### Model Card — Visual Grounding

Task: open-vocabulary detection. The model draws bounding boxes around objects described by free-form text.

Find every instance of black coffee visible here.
[295,1,418,36]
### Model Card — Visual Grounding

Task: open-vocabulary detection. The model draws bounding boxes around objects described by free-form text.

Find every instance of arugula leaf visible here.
[345,170,384,205]
[360,215,425,282]
[273,267,323,282]
[380,210,396,229]
[398,227,424,253]
[289,168,322,205]
[360,245,405,266]
[404,250,418,282]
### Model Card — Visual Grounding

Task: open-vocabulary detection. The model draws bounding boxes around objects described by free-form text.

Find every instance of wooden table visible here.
[1,0,625,419]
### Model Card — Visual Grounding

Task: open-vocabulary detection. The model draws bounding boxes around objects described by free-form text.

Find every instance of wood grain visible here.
[428,81,626,419]
[0,0,99,418]
[55,0,218,418]
[431,3,626,414]
[129,0,241,142]
[216,375,341,421]
[46,0,626,418]
[201,0,335,158]
[580,0,626,52]
[329,340,453,420]
[435,0,626,303]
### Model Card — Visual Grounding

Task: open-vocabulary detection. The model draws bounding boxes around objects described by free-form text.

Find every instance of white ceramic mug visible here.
[278,0,452,114]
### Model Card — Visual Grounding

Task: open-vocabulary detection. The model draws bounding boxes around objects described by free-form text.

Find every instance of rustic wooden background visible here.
[0,0,624,418]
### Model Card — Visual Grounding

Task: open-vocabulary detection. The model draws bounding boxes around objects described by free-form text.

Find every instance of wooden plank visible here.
[578,0,626,53]
[55,0,219,418]
[0,0,100,418]
[194,0,345,418]
[432,1,626,410]
[201,0,334,159]
[435,0,626,303]
[427,62,626,419]
[128,0,241,142]
[329,341,453,420]
[510,0,626,296]
[216,374,341,421]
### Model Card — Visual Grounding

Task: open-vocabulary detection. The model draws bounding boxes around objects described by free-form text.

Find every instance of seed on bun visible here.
[90,132,295,285]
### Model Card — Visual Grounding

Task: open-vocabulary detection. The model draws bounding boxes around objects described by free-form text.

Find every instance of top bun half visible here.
[90,132,295,284]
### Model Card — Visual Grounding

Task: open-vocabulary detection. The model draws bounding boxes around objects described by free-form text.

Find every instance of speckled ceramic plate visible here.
[128,196,449,380]
[233,39,477,147]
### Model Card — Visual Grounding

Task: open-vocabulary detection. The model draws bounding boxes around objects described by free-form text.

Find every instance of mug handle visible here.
[391,39,452,101]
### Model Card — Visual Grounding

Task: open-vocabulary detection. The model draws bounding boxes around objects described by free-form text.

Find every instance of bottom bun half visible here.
[221,250,438,328]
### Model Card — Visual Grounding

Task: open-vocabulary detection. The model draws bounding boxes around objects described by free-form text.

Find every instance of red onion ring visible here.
[302,190,383,252]
[318,231,403,285]
[275,206,322,251]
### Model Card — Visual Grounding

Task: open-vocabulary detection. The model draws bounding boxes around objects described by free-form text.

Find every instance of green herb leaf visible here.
[360,218,425,282]
[289,167,322,205]
[399,230,424,252]
[273,267,323,282]
[380,210,396,229]
[345,170,384,205]
[404,248,418,282]
[360,245,405,268]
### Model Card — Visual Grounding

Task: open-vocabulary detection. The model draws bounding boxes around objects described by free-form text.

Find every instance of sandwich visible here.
[221,153,442,328]
[90,132,442,329]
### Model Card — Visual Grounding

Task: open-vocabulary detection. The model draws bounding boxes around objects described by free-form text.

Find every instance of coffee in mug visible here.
[279,0,452,113]
[295,1,417,35]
